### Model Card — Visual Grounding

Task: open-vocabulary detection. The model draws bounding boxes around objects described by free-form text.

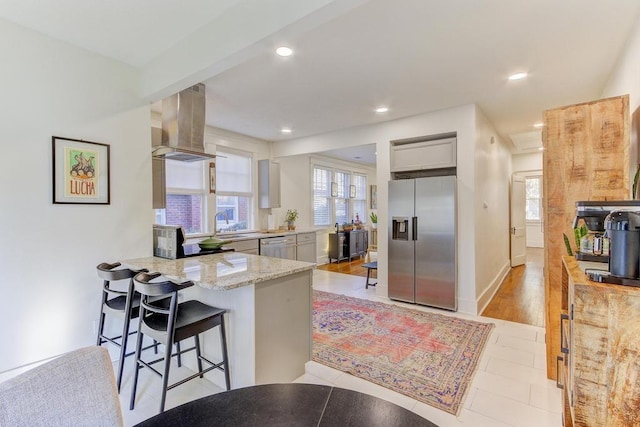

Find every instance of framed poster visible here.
[331,182,338,197]
[370,184,377,209]
[52,136,110,204]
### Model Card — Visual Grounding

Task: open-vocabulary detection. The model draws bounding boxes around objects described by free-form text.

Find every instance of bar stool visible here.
[96,262,150,392]
[362,261,377,289]
[129,272,231,413]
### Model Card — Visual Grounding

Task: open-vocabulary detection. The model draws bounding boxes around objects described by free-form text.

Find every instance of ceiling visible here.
[2,0,639,163]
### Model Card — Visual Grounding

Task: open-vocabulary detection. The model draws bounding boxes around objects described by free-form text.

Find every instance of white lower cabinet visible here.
[226,239,259,255]
[296,232,316,263]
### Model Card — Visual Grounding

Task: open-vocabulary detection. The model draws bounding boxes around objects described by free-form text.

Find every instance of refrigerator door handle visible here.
[412,216,418,241]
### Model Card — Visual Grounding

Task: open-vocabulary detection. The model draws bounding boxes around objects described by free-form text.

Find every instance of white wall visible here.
[273,155,313,229]
[0,19,151,372]
[474,107,512,313]
[512,152,543,172]
[602,14,640,183]
[602,14,640,112]
[273,104,490,314]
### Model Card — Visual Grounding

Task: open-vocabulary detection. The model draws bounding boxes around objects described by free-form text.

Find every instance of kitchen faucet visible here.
[215,210,229,233]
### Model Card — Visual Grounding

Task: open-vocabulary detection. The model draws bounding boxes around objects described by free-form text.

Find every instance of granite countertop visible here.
[184,228,318,245]
[122,252,315,291]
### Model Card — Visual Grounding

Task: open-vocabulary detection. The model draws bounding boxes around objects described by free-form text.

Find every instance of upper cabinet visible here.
[152,127,166,209]
[258,159,281,208]
[390,134,457,172]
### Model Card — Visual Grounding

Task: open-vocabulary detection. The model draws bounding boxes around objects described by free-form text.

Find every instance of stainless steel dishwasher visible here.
[259,235,297,259]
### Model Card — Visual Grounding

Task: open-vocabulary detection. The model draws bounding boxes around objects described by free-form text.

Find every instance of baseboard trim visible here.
[476,260,511,315]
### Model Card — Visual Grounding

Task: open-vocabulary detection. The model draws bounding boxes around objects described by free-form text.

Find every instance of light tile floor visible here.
[118,269,562,427]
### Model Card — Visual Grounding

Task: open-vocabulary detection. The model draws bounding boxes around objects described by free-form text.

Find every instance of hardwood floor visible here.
[316,257,371,278]
[481,247,545,327]
[318,248,545,328]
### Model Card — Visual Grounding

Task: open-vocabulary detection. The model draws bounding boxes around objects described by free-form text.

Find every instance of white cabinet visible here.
[296,232,316,263]
[390,136,456,172]
[258,159,281,208]
[226,239,259,255]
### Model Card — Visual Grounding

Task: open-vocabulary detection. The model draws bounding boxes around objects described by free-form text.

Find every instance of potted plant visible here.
[370,212,378,229]
[286,209,298,230]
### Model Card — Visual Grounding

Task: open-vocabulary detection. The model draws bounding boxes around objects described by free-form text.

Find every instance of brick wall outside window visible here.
[166,194,202,233]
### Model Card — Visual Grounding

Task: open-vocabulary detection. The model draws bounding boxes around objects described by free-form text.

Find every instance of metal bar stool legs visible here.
[129,272,231,413]
[362,261,378,289]
[96,262,145,392]
[220,314,231,390]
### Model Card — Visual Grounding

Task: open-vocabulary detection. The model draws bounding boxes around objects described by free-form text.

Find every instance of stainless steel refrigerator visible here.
[388,175,457,310]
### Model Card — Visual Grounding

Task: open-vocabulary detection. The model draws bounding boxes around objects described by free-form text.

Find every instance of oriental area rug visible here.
[312,290,494,416]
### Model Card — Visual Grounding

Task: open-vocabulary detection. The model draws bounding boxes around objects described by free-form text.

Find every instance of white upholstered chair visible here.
[0,346,123,427]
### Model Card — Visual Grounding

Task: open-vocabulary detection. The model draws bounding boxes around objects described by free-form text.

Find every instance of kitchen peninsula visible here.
[122,252,315,390]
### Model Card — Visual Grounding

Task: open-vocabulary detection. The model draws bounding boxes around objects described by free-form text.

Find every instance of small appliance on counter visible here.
[153,225,186,259]
[153,225,233,259]
[585,207,640,287]
[572,201,640,263]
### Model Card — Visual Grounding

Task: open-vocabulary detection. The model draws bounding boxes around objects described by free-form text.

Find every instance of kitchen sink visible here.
[216,233,254,239]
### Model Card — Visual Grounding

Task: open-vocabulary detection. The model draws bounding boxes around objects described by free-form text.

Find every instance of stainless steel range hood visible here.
[152,83,216,162]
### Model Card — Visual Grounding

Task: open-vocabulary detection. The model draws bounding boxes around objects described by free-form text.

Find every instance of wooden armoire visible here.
[542,94,630,380]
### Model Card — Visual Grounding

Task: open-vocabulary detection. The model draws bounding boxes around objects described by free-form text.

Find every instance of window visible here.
[525,176,542,221]
[312,164,367,227]
[215,150,252,232]
[352,174,367,224]
[334,171,351,224]
[313,167,331,226]
[160,160,207,234]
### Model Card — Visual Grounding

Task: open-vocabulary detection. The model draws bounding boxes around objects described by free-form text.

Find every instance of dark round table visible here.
[134,383,438,427]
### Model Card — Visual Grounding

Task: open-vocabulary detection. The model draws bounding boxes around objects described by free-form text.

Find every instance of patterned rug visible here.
[312,290,494,415]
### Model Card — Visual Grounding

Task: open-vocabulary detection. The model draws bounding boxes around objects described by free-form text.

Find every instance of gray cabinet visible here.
[350,229,368,259]
[152,127,166,209]
[328,230,367,263]
[258,159,281,208]
[296,232,316,263]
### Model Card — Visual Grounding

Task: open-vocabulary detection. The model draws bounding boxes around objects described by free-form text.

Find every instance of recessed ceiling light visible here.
[533,122,544,128]
[375,106,389,113]
[281,128,292,134]
[508,72,528,81]
[275,46,293,57]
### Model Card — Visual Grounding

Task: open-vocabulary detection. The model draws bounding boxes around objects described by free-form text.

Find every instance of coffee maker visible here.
[606,210,640,280]
[579,200,640,286]
[572,201,620,262]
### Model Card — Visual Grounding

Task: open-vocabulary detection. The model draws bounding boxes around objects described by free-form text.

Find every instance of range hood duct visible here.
[152,83,215,162]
